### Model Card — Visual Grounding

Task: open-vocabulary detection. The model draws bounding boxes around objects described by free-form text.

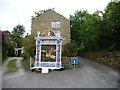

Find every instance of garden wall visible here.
[80,51,120,69]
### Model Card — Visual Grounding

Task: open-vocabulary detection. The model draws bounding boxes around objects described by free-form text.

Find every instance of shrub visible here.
[62,41,78,57]
[22,35,36,59]
[7,59,17,72]
[21,59,30,70]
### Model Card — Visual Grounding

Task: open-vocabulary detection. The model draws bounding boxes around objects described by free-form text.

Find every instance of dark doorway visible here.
[18,50,21,57]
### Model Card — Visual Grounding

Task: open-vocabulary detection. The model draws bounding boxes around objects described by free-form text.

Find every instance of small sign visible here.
[40,63,56,67]
[41,40,56,44]
[71,57,78,64]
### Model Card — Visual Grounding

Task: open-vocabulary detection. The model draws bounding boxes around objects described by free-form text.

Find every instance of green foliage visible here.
[42,57,55,62]
[2,24,25,58]
[22,35,35,59]
[7,59,17,72]
[2,45,8,60]
[31,9,54,21]
[2,31,15,59]
[70,1,120,52]
[102,1,120,50]
[7,44,15,56]
[2,24,25,59]
[2,31,9,60]
[21,59,30,70]
[12,24,25,37]
[11,24,25,48]
[31,10,45,21]
[62,41,78,57]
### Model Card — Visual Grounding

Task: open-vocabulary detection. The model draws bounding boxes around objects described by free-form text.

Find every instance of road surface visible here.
[2,57,119,88]
[0,65,2,90]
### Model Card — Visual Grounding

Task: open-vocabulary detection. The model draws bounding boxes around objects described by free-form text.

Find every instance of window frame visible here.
[51,21,60,29]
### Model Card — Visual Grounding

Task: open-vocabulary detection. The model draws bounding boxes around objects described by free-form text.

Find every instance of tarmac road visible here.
[2,57,119,88]
[0,63,1,89]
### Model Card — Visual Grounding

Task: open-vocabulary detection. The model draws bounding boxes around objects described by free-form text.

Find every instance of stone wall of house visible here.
[31,10,70,45]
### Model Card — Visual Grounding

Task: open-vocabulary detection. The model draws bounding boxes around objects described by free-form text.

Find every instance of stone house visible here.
[31,9,70,45]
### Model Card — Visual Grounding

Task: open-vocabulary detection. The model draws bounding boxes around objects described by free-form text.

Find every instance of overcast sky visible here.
[0,0,111,35]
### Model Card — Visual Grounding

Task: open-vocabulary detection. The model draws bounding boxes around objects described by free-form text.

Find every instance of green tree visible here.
[103,1,120,50]
[31,9,54,21]
[95,1,120,51]
[62,41,78,57]
[11,24,25,48]
[22,35,36,59]
[12,24,25,37]
[70,1,120,51]
[2,31,15,59]
[70,10,102,51]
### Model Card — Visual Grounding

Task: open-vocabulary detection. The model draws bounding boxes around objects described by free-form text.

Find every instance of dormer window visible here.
[51,21,60,29]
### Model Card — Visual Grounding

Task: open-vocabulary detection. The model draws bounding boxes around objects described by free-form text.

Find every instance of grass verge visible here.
[21,59,30,71]
[2,56,8,63]
[7,59,17,72]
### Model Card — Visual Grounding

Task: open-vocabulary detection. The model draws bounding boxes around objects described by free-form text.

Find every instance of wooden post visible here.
[30,57,32,68]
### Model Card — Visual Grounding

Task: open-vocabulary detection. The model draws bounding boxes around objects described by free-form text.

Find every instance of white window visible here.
[51,21,60,29]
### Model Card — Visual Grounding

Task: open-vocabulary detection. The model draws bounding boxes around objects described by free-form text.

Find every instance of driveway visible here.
[2,57,119,88]
[2,57,25,80]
